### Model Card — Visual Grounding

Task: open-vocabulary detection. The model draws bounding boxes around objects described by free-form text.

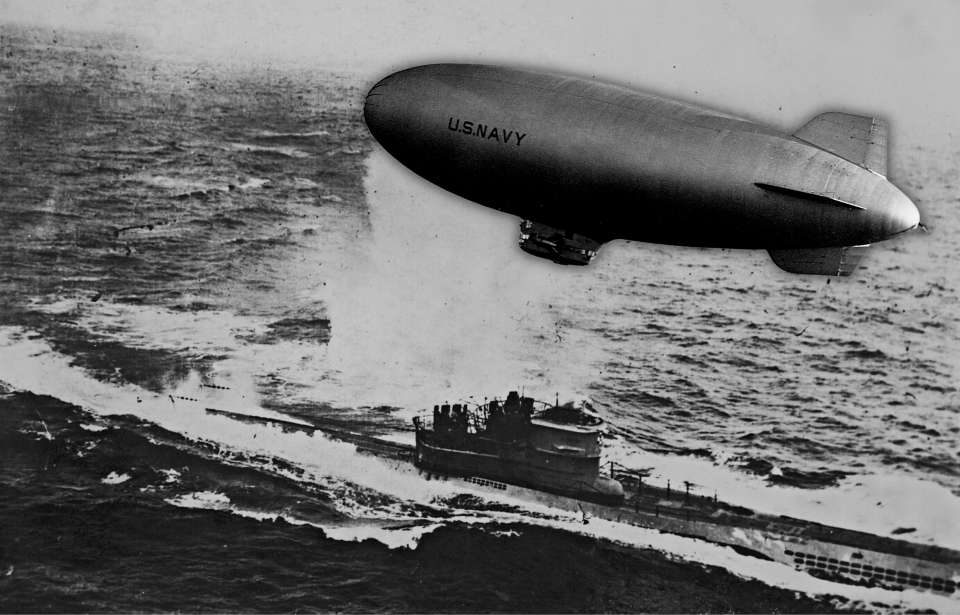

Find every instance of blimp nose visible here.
[364,69,425,154]
[363,66,442,165]
[363,74,395,137]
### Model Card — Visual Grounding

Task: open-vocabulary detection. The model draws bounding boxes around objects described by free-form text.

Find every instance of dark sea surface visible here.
[1,25,958,613]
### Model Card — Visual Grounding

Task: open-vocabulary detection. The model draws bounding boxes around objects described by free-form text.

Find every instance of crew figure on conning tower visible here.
[433,402,469,444]
[485,391,533,442]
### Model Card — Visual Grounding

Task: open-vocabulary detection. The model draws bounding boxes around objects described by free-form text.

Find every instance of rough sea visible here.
[1,26,958,613]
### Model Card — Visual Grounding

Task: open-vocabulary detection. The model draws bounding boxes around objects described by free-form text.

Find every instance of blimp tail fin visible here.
[793,113,887,177]
[768,244,870,277]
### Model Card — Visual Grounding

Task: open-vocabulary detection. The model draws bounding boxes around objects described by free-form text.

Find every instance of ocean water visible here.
[1,25,958,613]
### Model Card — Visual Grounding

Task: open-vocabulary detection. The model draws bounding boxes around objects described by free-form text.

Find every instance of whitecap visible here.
[164,491,231,510]
[321,521,445,550]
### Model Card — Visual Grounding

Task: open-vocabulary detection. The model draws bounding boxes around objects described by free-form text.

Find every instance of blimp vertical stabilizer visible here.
[792,112,888,177]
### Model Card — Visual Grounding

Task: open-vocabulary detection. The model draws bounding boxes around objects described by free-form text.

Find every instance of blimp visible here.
[363,64,920,275]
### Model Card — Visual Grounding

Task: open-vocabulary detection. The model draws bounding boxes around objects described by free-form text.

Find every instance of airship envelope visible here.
[364,64,920,275]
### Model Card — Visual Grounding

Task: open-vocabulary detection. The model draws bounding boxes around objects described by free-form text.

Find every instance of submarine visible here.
[364,64,921,275]
[413,391,624,505]
[208,395,960,596]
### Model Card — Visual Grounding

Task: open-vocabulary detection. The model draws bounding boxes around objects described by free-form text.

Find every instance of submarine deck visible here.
[205,407,960,592]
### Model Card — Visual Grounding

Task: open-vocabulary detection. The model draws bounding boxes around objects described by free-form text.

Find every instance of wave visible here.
[845,348,888,360]
[3,327,960,609]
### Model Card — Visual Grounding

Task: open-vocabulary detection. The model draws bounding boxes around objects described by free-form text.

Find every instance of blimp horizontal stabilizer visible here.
[768,244,870,276]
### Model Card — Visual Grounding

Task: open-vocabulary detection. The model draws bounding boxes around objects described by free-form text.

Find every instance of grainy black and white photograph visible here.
[1,1,958,612]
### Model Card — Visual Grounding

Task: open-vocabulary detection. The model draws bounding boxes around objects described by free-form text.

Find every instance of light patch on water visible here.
[28,298,333,412]
[236,178,271,190]
[251,130,330,138]
[76,441,97,457]
[102,472,131,485]
[141,174,271,193]
[224,142,310,158]
[38,301,276,411]
[19,427,54,441]
[321,521,446,550]
[31,298,81,315]
[489,529,521,538]
[165,491,231,510]
[292,177,318,189]
[164,492,446,550]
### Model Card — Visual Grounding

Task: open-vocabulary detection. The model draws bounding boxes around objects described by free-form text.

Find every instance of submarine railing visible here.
[608,459,960,565]
[607,461,726,519]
